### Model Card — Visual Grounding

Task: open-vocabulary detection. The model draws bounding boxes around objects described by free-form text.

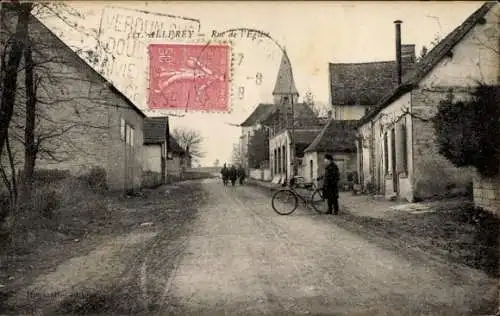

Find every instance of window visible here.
[120,118,125,140]
[277,147,281,173]
[390,128,396,174]
[281,145,288,173]
[130,126,135,147]
[125,124,129,145]
[397,122,408,174]
[383,132,389,175]
[310,160,313,181]
[274,149,277,174]
[123,121,135,147]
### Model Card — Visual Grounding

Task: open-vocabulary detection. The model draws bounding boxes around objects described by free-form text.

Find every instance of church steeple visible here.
[272,50,299,105]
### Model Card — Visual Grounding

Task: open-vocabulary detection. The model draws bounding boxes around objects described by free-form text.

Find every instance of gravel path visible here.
[165,179,496,315]
[3,178,496,315]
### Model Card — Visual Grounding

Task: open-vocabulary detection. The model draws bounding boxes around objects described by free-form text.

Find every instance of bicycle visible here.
[271,176,330,215]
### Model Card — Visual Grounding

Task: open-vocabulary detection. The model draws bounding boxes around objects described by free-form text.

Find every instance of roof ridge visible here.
[31,14,146,118]
[329,60,395,66]
[359,1,496,126]
[304,118,333,152]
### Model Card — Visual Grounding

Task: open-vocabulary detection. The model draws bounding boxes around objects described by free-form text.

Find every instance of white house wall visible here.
[371,92,414,201]
[269,130,293,179]
[332,105,367,120]
[419,5,499,88]
[143,145,162,173]
[303,152,318,184]
[358,123,372,188]
[410,5,498,202]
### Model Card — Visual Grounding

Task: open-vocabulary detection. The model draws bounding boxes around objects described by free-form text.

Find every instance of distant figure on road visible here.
[237,165,246,185]
[321,154,340,215]
[229,165,238,186]
[221,163,229,186]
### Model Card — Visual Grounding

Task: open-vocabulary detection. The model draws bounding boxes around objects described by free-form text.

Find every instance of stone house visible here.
[1,10,146,192]
[357,2,498,204]
[166,136,188,182]
[329,55,415,121]
[269,126,323,182]
[329,44,416,188]
[142,117,169,187]
[303,119,358,188]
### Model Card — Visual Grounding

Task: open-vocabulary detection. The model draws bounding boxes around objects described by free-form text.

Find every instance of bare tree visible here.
[172,127,205,161]
[0,2,124,209]
[231,142,243,165]
[0,2,31,158]
[302,90,329,118]
[417,33,441,63]
[247,128,269,169]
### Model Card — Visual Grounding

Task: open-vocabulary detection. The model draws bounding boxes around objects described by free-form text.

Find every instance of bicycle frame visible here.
[285,186,315,208]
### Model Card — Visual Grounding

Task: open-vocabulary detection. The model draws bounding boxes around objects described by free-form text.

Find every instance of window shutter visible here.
[395,122,406,174]
[120,118,125,141]
[130,127,135,147]
[401,122,408,173]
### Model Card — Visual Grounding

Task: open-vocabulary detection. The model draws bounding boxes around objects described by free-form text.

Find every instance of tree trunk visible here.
[23,40,36,200]
[0,3,31,158]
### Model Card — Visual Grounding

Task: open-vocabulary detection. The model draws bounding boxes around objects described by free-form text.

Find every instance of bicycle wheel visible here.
[272,189,298,215]
[311,189,329,214]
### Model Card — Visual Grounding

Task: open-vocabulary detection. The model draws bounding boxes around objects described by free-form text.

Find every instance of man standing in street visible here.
[221,163,229,186]
[229,164,238,186]
[323,154,340,215]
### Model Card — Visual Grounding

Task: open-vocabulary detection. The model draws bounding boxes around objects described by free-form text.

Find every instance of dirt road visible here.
[4,178,497,315]
[161,179,497,315]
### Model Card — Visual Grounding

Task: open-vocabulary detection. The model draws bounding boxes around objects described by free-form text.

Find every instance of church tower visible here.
[272,50,299,105]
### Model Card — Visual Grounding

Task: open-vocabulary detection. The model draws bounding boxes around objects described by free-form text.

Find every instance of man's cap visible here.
[324,154,333,161]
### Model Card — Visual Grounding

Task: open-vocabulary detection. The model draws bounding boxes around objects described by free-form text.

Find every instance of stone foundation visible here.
[473,174,500,216]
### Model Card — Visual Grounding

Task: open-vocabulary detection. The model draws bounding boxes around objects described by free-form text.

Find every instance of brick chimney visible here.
[394,20,403,85]
[401,44,416,76]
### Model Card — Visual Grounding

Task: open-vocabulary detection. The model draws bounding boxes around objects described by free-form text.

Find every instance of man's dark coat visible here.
[323,162,340,198]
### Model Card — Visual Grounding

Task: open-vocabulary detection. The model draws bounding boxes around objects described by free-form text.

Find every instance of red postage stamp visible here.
[148,43,230,112]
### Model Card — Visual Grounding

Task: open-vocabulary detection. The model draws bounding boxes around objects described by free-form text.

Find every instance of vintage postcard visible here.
[0,1,498,315]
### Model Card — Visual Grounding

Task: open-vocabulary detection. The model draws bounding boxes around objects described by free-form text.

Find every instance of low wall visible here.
[263,169,271,181]
[474,174,500,216]
[249,169,263,180]
[249,168,271,181]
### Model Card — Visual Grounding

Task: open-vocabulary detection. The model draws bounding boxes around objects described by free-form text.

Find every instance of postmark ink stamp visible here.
[148,43,231,112]
[96,6,200,104]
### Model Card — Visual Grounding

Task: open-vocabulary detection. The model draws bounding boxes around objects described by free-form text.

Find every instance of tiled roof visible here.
[144,117,168,144]
[359,1,496,126]
[292,129,323,156]
[273,50,299,96]
[329,61,396,106]
[263,102,318,124]
[294,129,323,145]
[240,103,274,126]
[305,119,358,153]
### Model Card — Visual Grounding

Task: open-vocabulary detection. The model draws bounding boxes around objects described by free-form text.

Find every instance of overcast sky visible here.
[38,1,482,166]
